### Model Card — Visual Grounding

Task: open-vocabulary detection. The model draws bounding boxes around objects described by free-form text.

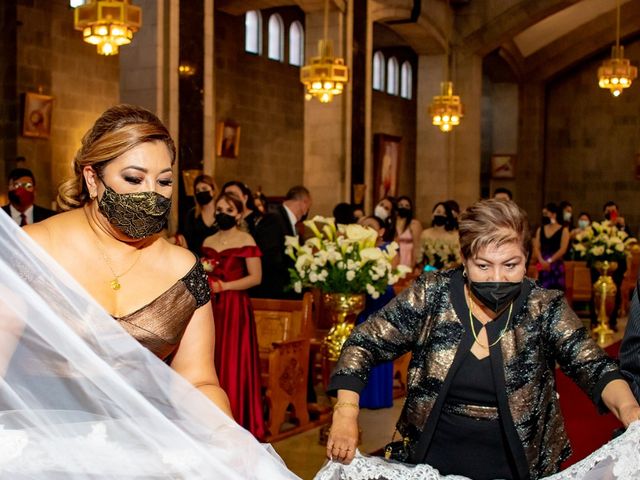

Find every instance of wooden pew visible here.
[564,260,592,314]
[252,293,313,440]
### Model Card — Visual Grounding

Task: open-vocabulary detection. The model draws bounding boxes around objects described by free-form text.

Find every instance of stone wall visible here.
[0,2,18,199]
[214,8,305,198]
[14,0,119,208]
[545,38,640,234]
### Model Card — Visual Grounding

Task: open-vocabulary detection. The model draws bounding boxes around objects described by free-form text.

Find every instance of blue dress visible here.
[356,263,395,409]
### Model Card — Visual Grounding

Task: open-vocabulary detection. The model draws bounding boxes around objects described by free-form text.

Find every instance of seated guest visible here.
[353,206,365,221]
[182,174,218,254]
[251,185,311,299]
[2,167,55,225]
[326,199,640,478]
[570,211,591,240]
[333,202,356,225]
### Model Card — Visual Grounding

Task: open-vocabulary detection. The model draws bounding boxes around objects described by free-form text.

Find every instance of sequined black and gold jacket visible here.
[329,269,622,480]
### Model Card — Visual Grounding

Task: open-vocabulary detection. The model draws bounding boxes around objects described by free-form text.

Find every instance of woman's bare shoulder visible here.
[23,210,81,250]
[156,239,199,276]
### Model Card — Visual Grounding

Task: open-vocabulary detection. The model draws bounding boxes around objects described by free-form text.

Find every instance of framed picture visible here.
[22,92,53,139]
[216,120,240,158]
[373,134,401,202]
[181,169,203,197]
[491,154,516,179]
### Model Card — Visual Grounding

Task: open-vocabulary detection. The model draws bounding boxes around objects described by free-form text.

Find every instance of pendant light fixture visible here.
[429,49,463,132]
[300,0,349,103]
[597,0,637,97]
[73,0,142,56]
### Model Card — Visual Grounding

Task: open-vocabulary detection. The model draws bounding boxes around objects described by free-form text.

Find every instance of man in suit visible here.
[2,168,56,226]
[251,185,311,299]
[620,277,640,401]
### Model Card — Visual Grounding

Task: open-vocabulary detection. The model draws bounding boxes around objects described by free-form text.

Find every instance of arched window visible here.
[245,10,262,54]
[268,14,284,61]
[372,51,385,91]
[386,57,399,95]
[289,21,304,66]
[400,61,412,99]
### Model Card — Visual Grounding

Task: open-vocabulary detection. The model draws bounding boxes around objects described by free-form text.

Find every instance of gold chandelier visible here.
[300,0,349,103]
[74,0,142,56]
[597,0,637,97]
[429,81,463,132]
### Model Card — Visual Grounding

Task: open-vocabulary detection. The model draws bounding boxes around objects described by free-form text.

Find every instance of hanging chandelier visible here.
[429,81,463,132]
[597,0,637,97]
[300,0,349,103]
[73,0,142,56]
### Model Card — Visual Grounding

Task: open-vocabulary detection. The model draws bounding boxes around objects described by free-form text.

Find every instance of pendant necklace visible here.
[466,287,513,349]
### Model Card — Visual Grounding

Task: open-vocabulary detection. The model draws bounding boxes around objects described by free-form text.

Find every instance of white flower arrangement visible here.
[421,236,461,270]
[571,221,637,265]
[285,216,411,299]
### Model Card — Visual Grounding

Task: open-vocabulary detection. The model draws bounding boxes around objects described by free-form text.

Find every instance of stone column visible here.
[203,0,215,177]
[303,8,351,216]
[415,53,450,223]
[120,0,180,231]
[516,81,546,218]
[451,49,482,208]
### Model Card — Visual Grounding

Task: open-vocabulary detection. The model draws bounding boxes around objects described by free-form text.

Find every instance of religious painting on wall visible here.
[491,154,516,179]
[374,134,401,202]
[22,92,53,139]
[216,120,240,158]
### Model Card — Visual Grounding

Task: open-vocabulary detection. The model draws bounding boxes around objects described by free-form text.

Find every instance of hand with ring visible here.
[326,409,359,464]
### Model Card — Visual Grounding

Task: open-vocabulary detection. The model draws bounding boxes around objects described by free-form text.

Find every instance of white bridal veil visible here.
[0,211,299,479]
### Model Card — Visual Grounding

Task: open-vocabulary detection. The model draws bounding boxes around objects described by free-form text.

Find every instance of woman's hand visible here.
[326,406,359,464]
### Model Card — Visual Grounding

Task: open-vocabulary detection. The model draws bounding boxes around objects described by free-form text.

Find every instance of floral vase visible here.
[592,260,618,345]
[322,293,366,362]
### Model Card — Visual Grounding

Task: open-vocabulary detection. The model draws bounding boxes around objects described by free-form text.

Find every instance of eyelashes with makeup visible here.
[123,176,173,187]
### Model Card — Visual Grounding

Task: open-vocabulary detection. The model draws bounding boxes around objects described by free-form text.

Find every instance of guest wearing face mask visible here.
[419,202,459,268]
[2,167,56,225]
[201,192,265,440]
[559,200,573,230]
[182,174,219,254]
[532,202,570,291]
[373,196,397,243]
[570,212,591,240]
[325,199,639,478]
[395,196,423,269]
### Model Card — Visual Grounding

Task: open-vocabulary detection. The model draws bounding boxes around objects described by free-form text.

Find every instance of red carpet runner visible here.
[557,341,622,468]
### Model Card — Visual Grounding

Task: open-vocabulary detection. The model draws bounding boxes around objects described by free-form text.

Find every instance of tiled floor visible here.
[272,317,627,480]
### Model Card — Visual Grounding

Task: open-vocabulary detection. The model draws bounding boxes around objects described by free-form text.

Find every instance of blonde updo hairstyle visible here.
[57,104,176,211]
[458,199,531,260]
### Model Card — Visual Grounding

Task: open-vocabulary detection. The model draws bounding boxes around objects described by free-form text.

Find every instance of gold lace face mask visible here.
[98,184,172,239]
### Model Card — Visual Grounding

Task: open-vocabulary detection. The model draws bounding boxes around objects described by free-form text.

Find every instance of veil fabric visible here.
[0,211,299,479]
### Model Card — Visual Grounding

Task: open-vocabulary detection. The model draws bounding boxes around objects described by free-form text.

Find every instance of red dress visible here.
[201,245,266,441]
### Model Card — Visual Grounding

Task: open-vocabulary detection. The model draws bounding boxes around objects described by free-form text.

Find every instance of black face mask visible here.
[432,215,447,227]
[194,191,213,206]
[397,207,412,219]
[469,280,522,313]
[215,212,237,231]
[541,216,551,226]
[98,184,171,239]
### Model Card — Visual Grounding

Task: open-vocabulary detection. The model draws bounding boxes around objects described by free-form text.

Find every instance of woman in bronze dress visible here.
[327,199,640,480]
[24,104,233,417]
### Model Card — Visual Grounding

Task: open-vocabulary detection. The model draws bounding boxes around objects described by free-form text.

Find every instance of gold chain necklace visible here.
[85,208,142,290]
[95,241,142,290]
[467,289,513,349]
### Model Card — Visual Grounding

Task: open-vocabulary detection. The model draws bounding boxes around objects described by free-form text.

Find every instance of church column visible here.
[303,5,352,216]
[451,49,482,208]
[120,0,180,231]
[415,53,450,222]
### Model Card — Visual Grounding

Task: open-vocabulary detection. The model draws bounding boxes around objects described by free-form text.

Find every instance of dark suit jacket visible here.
[2,204,56,224]
[250,205,299,299]
[620,278,640,401]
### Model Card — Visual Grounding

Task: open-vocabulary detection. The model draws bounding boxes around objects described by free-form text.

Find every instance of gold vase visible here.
[322,292,366,362]
[592,260,618,345]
